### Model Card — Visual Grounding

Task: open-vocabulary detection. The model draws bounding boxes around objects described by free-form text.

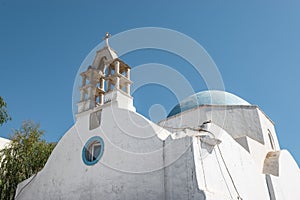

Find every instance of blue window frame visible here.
[82,136,104,166]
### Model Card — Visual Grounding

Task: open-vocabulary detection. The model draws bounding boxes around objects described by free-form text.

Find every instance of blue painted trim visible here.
[82,136,104,166]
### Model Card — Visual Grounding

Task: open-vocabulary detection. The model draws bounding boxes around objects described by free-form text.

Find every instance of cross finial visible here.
[103,32,111,47]
[105,32,111,39]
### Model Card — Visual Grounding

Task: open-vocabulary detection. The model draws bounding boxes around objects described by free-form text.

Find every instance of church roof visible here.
[167,90,250,117]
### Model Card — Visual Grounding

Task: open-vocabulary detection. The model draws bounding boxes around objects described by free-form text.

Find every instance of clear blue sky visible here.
[0,0,300,164]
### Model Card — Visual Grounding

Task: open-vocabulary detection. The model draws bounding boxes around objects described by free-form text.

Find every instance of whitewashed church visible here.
[15,34,300,200]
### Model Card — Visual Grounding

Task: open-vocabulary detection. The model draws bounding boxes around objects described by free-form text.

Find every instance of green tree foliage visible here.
[0,121,56,200]
[0,96,11,126]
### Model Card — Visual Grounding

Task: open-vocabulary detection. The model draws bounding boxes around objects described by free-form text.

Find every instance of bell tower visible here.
[77,33,135,116]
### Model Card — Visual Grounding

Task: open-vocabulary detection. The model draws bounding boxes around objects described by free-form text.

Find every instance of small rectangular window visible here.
[89,110,102,130]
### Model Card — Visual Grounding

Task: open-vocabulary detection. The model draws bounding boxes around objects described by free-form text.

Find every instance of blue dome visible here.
[167,90,250,117]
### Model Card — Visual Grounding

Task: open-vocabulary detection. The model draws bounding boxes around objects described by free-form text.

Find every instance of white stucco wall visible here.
[161,105,265,145]
[191,123,270,199]
[15,103,300,200]
[163,136,205,200]
[160,105,281,169]
[161,105,300,200]
[15,105,166,200]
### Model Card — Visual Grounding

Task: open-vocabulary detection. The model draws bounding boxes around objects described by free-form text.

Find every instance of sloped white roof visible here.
[0,137,10,149]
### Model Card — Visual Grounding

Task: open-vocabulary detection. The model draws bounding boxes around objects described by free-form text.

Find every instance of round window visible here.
[82,136,104,165]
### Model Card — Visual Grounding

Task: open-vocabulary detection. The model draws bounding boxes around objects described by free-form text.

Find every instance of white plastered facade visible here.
[15,39,300,200]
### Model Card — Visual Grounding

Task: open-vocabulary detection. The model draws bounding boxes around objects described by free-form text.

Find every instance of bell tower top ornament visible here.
[103,32,111,47]
[76,32,135,116]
